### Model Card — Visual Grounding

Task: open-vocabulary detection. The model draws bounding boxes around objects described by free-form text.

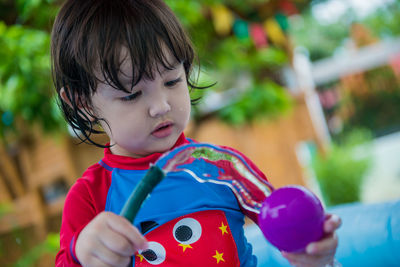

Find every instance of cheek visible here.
[177,90,191,118]
[94,105,140,136]
[108,118,145,145]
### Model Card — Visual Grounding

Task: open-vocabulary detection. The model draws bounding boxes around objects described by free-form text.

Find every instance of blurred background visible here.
[1,0,399,266]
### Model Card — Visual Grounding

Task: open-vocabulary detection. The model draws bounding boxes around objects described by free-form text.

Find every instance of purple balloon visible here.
[258,185,325,252]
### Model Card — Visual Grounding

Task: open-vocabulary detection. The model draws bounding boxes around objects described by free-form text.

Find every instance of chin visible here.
[157,137,178,153]
[157,144,174,154]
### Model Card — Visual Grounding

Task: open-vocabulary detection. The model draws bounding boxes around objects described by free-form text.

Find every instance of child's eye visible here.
[120,91,141,102]
[165,77,182,87]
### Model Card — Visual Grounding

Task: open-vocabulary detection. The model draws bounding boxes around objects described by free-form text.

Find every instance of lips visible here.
[152,121,174,138]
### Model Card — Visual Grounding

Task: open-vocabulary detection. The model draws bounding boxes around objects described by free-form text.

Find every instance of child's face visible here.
[91,49,191,158]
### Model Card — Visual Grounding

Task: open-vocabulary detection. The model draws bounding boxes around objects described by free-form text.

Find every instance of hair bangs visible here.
[92,0,194,94]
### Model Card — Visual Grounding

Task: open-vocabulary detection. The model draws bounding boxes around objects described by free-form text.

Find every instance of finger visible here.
[84,253,113,267]
[105,212,148,251]
[98,226,137,257]
[324,214,342,233]
[306,232,338,255]
[91,242,131,267]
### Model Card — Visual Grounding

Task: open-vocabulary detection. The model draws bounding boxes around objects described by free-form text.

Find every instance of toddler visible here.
[51,0,341,266]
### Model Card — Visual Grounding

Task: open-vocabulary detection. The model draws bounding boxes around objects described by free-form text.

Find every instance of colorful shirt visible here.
[56,134,268,266]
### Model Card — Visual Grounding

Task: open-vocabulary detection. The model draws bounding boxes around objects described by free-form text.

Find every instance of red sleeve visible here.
[55,163,114,267]
[55,179,94,266]
[220,145,272,224]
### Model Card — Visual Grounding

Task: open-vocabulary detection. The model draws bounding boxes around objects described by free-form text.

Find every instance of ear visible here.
[60,87,96,122]
[59,87,73,107]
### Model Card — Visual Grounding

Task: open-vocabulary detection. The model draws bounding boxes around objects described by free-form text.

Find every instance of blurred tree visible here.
[0,0,62,141]
[165,0,294,124]
[289,9,352,61]
[363,0,400,39]
[290,0,400,62]
[343,66,400,137]
[0,22,63,137]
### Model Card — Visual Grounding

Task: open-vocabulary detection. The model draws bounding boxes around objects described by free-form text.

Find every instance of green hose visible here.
[119,165,165,222]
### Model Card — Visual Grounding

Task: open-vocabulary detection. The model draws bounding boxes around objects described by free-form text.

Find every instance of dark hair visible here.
[51,0,205,146]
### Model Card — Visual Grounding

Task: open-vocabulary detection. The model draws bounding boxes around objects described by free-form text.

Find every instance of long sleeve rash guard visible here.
[56,134,269,267]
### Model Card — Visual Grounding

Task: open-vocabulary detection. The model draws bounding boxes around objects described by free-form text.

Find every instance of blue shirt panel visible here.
[104,167,257,266]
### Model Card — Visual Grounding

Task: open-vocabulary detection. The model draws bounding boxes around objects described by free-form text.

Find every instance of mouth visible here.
[151,121,174,138]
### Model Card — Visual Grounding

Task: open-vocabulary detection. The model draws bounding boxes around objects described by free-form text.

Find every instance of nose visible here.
[148,92,171,117]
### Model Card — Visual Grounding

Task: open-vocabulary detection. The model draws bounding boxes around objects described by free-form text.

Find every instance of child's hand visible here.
[281,214,341,267]
[75,212,148,267]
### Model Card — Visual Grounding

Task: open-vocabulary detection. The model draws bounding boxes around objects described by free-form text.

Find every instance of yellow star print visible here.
[219,222,228,235]
[136,254,144,262]
[178,243,193,252]
[212,250,225,264]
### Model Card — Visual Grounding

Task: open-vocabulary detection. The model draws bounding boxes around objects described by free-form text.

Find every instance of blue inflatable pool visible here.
[245,200,400,267]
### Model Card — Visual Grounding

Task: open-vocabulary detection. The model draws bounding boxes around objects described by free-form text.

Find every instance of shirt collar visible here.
[101,133,189,170]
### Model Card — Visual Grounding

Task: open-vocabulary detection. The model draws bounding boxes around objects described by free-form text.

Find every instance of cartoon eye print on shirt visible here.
[172,217,202,245]
[139,241,166,265]
[134,210,241,266]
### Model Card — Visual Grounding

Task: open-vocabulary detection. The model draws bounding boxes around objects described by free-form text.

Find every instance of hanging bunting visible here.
[210,4,234,36]
[279,0,299,16]
[264,18,286,46]
[250,23,268,49]
[274,13,289,32]
[233,19,249,40]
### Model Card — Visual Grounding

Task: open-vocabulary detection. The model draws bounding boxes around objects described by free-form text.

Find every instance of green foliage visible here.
[313,129,372,206]
[363,1,400,38]
[15,0,58,29]
[164,0,204,27]
[289,10,350,61]
[0,203,12,218]
[290,1,400,61]
[333,66,400,138]
[0,21,64,139]
[0,0,63,140]
[165,0,292,124]
[219,81,292,125]
[13,233,59,267]
[212,38,288,72]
